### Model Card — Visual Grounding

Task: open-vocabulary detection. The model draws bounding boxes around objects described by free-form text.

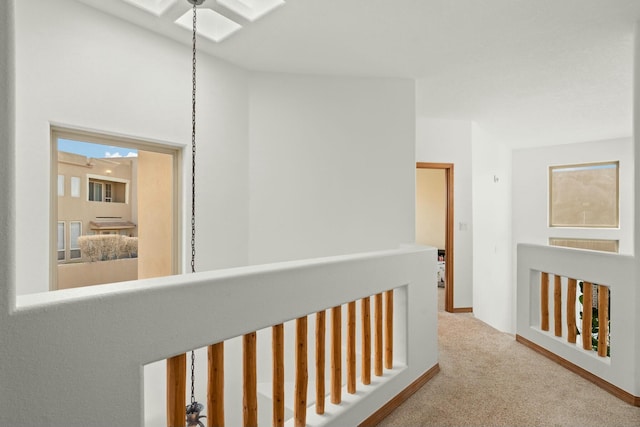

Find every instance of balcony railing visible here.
[516,244,639,406]
[164,290,397,427]
[10,245,436,427]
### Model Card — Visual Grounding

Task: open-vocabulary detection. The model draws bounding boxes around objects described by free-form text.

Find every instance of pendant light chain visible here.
[185,3,205,425]
[190,0,198,409]
[190,2,197,277]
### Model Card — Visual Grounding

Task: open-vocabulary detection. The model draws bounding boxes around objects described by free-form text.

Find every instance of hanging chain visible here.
[190,1,197,277]
[190,0,198,409]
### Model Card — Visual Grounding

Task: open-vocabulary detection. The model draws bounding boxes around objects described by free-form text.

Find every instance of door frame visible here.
[416,162,455,312]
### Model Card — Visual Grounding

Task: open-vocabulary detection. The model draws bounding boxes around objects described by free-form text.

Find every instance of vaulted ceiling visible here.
[76,0,640,148]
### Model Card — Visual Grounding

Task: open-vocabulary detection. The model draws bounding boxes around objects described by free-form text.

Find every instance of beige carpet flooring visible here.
[377,289,640,427]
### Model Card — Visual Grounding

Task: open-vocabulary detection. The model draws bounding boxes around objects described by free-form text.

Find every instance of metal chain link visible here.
[191,1,197,277]
[190,0,197,407]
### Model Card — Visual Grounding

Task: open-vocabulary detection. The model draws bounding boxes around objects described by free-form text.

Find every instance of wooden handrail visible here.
[541,272,549,331]
[384,290,394,369]
[582,282,593,351]
[166,290,402,427]
[243,333,257,427]
[272,325,285,427]
[374,293,383,376]
[361,297,371,385]
[554,275,562,337]
[347,301,357,394]
[294,317,308,427]
[167,354,187,427]
[315,311,326,415]
[597,286,609,357]
[331,305,342,404]
[207,343,224,427]
[567,278,577,344]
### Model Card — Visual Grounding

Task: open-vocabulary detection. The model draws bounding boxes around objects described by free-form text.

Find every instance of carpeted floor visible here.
[377,289,640,427]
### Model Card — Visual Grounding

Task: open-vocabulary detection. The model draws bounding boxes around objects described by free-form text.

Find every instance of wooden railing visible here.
[516,244,640,407]
[539,272,610,357]
[167,290,396,427]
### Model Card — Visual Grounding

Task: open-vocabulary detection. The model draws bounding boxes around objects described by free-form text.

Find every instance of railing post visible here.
[567,278,577,344]
[315,311,326,414]
[582,282,593,351]
[374,293,383,376]
[554,274,562,337]
[384,290,394,369]
[294,317,308,427]
[207,343,225,427]
[272,325,285,427]
[167,354,187,427]
[243,333,258,427]
[541,272,549,331]
[347,301,356,394]
[331,305,342,404]
[597,285,609,357]
[361,297,371,385]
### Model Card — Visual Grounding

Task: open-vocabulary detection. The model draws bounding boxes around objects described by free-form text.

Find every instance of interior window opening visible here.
[52,127,180,290]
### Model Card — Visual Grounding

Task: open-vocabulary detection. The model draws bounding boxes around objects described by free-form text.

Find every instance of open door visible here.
[416,162,454,312]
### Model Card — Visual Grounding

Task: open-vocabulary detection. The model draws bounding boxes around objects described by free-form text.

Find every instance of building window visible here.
[70,221,82,260]
[57,222,65,261]
[89,181,103,202]
[549,238,619,253]
[549,161,619,228]
[71,176,81,198]
[57,175,65,196]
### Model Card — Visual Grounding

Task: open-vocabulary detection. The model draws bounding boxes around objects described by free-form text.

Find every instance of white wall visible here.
[248,73,416,264]
[471,124,513,332]
[512,137,634,255]
[14,0,250,295]
[416,118,473,309]
[633,20,640,396]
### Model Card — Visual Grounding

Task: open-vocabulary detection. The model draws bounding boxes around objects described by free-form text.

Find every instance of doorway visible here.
[416,162,454,312]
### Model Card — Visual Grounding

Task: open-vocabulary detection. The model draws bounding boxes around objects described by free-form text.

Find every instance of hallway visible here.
[378,290,640,426]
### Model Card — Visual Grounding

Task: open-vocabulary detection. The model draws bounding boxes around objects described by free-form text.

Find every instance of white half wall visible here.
[416,118,473,309]
[471,124,513,332]
[14,0,250,295]
[248,73,416,264]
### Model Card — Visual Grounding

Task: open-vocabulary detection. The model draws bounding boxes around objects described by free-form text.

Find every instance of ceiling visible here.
[76,0,640,148]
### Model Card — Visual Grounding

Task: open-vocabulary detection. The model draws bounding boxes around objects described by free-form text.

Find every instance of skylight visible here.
[175,8,242,43]
[121,0,177,16]
[217,0,285,22]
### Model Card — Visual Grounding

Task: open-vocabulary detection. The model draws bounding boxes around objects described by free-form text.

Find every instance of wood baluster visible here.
[243,333,258,427]
[567,278,577,344]
[294,317,308,427]
[167,354,187,427]
[315,311,326,414]
[272,325,285,427]
[207,343,225,427]
[384,290,394,370]
[582,282,593,351]
[541,272,549,331]
[374,293,383,376]
[347,301,356,394]
[597,285,609,357]
[554,275,562,337]
[361,297,371,385]
[331,305,342,404]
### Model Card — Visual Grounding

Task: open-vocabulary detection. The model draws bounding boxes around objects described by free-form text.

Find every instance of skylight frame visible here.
[175,8,242,43]
[216,0,285,22]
